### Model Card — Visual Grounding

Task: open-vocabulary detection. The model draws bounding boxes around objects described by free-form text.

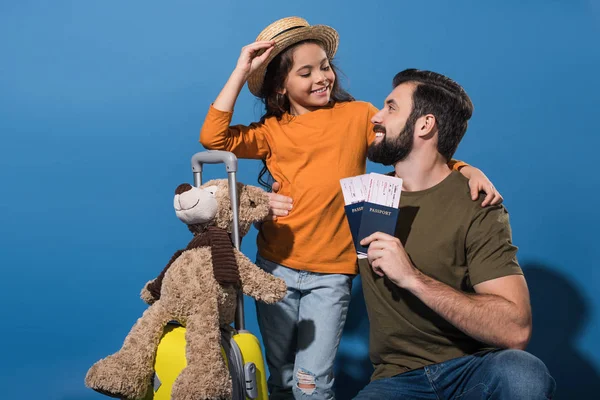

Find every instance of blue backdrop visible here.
[1,1,598,399]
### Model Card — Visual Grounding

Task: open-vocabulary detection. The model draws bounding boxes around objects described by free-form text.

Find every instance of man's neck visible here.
[393,151,452,192]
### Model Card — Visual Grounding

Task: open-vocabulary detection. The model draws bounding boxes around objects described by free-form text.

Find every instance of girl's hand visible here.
[460,166,503,207]
[212,41,275,113]
[235,41,276,79]
[266,182,293,220]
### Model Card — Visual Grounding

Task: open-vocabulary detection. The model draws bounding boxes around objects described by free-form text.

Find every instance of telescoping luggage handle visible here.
[191,150,246,330]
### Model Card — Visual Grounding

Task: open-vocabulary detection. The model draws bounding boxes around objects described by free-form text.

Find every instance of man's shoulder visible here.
[452,172,510,214]
[436,171,476,205]
[428,172,509,219]
[440,174,514,244]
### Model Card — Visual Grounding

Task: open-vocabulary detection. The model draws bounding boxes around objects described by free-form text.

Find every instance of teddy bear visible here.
[85,179,287,400]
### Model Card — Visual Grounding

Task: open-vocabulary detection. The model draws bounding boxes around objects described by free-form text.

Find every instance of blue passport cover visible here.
[344,201,399,255]
[344,202,365,250]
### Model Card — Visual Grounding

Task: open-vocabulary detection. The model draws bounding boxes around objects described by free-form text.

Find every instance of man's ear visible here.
[416,114,436,138]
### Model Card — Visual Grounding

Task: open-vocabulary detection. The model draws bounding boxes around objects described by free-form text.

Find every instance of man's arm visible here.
[360,232,532,350]
[409,271,531,349]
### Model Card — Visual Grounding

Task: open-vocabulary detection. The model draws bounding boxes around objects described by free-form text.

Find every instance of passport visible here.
[340,173,403,257]
[344,201,399,256]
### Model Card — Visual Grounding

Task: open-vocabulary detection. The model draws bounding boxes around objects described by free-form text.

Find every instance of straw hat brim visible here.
[247,25,339,97]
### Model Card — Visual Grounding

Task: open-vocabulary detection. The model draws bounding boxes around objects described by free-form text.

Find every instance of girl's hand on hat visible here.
[235,41,276,79]
[214,41,274,112]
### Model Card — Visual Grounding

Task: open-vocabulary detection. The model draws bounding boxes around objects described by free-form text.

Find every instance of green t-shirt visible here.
[358,171,523,381]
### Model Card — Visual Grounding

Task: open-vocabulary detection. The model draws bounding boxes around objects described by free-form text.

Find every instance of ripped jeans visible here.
[255,254,352,400]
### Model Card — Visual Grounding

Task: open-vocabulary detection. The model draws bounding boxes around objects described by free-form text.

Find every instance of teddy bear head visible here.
[173,179,269,236]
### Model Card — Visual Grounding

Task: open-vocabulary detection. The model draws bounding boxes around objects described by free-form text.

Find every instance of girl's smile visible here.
[282,42,336,115]
[311,85,330,96]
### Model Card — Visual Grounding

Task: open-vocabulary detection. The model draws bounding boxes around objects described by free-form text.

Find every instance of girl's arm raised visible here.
[213,41,275,112]
[200,41,275,158]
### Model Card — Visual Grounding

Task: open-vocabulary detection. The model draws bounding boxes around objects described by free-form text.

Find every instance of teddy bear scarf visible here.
[146,226,240,301]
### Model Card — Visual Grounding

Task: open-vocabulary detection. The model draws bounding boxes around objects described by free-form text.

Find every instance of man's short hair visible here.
[393,69,474,161]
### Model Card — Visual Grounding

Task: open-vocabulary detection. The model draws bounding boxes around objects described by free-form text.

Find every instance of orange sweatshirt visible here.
[200,101,467,274]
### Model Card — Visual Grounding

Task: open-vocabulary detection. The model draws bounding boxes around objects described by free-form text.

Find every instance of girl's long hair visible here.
[257,39,354,190]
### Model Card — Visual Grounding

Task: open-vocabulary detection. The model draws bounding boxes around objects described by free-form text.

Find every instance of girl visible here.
[200,17,502,400]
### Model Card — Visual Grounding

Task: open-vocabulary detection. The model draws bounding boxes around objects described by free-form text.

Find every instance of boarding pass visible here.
[340,173,403,208]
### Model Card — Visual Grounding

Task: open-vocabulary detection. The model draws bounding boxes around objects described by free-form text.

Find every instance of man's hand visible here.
[266,182,293,220]
[459,165,503,207]
[360,232,420,289]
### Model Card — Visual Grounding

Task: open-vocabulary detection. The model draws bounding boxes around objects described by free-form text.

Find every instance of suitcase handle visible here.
[190,150,246,330]
[191,150,238,173]
[190,150,241,248]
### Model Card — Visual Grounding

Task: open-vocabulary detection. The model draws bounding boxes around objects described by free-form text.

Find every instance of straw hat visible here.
[247,16,339,97]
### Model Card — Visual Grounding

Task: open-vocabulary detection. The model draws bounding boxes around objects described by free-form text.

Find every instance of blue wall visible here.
[1,1,598,398]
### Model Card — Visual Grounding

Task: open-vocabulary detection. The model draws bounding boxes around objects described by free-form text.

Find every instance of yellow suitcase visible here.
[145,151,269,400]
[145,324,268,400]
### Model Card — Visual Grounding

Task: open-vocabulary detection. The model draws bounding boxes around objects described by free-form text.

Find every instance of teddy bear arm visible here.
[139,249,186,305]
[140,279,157,305]
[234,249,287,304]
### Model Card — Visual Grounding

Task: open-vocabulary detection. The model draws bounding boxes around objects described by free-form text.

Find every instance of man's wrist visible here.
[402,268,427,294]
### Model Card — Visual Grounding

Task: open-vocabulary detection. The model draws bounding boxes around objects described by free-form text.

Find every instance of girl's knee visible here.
[292,367,334,399]
[295,368,316,395]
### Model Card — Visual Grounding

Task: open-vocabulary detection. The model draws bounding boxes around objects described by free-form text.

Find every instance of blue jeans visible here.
[255,254,353,400]
[353,349,556,399]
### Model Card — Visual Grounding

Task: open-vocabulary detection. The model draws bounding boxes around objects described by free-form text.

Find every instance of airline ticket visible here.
[341,173,402,208]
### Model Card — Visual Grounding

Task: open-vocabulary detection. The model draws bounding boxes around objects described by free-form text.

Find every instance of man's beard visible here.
[367,121,415,166]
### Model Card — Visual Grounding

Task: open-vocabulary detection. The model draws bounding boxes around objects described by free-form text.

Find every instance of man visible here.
[353,69,555,399]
